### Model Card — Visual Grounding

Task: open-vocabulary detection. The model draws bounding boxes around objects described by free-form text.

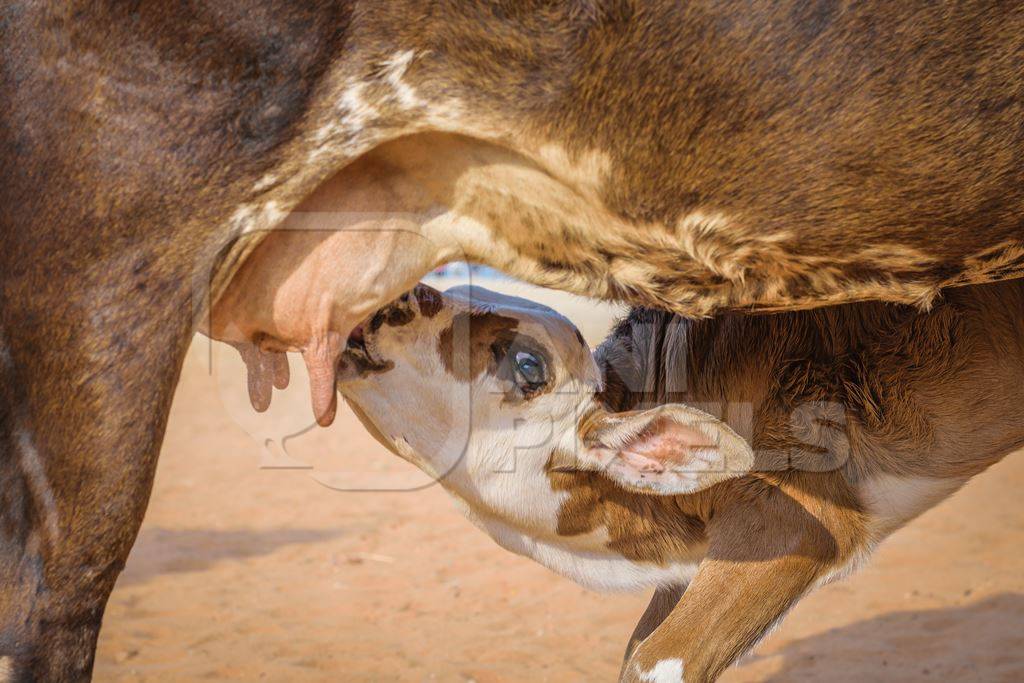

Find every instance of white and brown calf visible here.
[337,279,1024,683]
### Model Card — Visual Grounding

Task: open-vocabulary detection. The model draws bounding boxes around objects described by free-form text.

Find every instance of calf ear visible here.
[570,405,753,495]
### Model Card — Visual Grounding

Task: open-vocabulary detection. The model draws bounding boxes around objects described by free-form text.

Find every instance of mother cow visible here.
[2,1,1023,679]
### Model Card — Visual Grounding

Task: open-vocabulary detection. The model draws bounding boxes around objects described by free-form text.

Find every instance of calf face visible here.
[337,283,755,492]
[336,284,752,585]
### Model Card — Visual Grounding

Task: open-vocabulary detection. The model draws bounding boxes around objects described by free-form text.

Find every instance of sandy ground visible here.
[94,282,1024,681]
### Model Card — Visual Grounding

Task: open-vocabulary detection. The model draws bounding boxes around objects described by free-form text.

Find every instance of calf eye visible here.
[513,350,547,390]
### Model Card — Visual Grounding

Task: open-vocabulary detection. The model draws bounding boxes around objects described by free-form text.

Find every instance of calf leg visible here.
[621,583,686,676]
[0,278,194,680]
[621,474,866,683]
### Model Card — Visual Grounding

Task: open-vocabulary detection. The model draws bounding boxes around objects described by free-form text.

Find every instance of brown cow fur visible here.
[3,2,1024,678]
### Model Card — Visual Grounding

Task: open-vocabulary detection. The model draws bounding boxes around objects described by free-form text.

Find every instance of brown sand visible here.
[95,286,1024,681]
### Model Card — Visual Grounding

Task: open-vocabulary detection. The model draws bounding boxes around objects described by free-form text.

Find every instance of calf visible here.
[337,279,1024,682]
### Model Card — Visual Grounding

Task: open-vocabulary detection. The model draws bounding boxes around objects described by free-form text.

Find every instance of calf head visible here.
[337,285,752,500]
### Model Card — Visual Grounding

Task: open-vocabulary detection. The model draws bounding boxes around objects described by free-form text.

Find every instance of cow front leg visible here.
[621,475,866,683]
[0,286,193,680]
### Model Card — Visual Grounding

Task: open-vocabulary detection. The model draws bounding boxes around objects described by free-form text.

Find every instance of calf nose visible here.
[370,283,445,332]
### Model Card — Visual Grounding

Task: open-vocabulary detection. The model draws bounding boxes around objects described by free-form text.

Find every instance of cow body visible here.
[337,279,1024,681]
[2,1,1024,677]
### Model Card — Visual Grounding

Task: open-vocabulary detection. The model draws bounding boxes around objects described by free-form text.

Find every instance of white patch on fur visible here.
[380,50,475,133]
[636,658,685,683]
[308,80,385,162]
[228,205,255,233]
[17,430,59,542]
[229,201,286,236]
[337,81,380,132]
[252,173,279,192]
[260,201,286,229]
[381,50,425,111]
[860,474,966,539]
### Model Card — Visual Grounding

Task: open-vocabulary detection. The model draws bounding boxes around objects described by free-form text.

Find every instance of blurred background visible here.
[94,265,1024,681]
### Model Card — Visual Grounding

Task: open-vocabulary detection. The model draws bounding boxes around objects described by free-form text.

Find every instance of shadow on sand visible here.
[735,593,1024,682]
[117,526,341,586]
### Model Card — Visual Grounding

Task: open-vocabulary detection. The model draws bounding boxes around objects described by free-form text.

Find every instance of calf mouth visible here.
[339,323,390,377]
[339,286,435,380]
